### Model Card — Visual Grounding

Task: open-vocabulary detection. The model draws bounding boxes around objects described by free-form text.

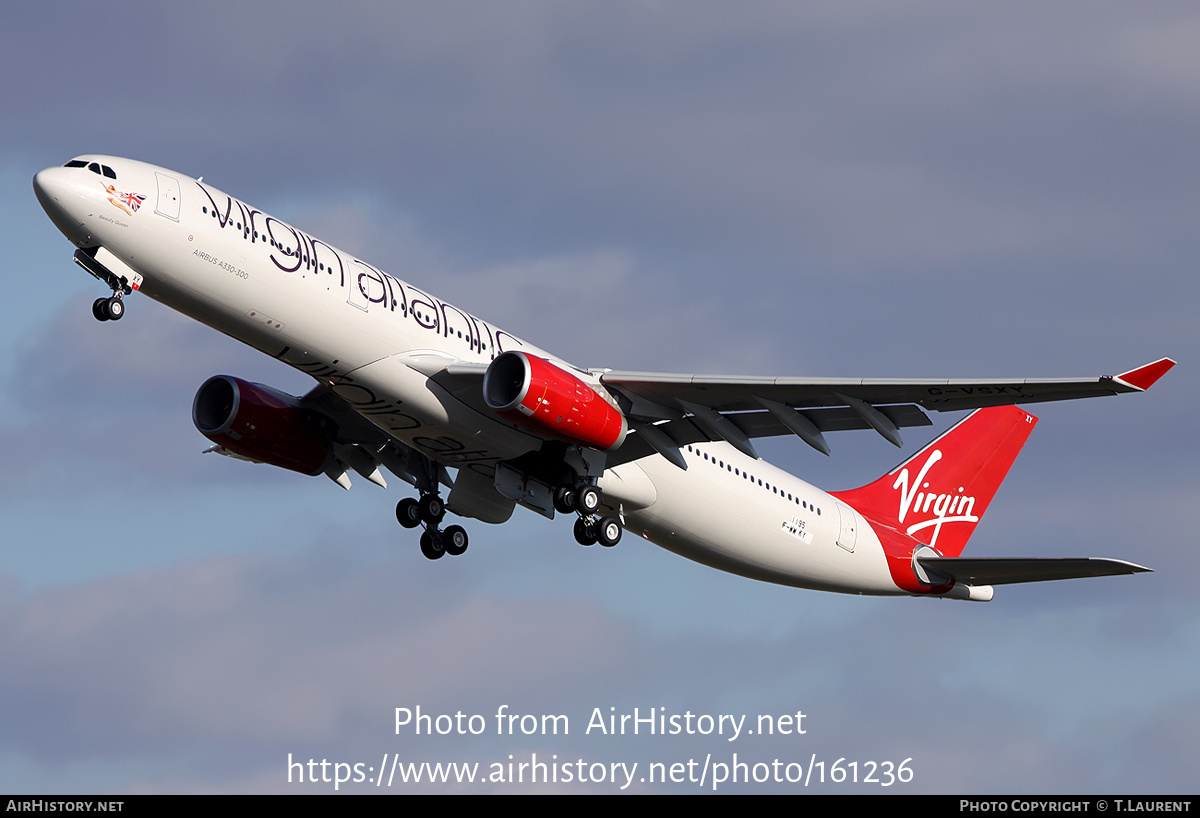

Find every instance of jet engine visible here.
[483,351,627,451]
[192,375,331,476]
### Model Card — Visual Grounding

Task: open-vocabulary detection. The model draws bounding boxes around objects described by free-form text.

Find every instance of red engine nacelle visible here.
[483,351,628,451]
[192,375,331,476]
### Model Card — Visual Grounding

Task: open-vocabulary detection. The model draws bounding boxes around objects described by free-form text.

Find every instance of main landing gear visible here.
[92,295,124,321]
[396,493,468,560]
[556,485,622,548]
[395,480,622,561]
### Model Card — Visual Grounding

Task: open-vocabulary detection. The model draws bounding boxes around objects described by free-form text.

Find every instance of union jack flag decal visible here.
[105,184,146,216]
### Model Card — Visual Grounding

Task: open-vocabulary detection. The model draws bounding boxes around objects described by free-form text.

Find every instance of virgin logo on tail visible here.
[893,449,978,547]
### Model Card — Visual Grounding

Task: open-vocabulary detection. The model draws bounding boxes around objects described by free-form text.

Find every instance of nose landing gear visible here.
[74,248,135,322]
[92,295,124,321]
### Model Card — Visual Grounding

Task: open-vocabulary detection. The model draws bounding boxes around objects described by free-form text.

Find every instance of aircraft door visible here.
[835,500,857,552]
[349,261,388,312]
[154,172,181,221]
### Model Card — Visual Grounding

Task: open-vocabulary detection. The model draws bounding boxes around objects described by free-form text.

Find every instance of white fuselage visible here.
[34,155,901,596]
[616,445,895,594]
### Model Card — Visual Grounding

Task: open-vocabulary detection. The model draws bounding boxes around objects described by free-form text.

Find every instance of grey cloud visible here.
[0,543,1194,793]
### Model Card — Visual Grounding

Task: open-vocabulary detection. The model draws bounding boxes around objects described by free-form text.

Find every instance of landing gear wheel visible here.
[92,298,110,322]
[443,525,469,556]
[573,517,598,546]
[420,530,445,560]
[575,485,601,515]
[554,487,576,515]
[418,494,445,525]
[104,297,124,321]
[396,497,421,528]
[596,516,623,547]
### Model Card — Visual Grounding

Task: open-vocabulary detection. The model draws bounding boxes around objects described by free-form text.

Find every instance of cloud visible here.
[0,299,308,496]
[0,538,1196,793]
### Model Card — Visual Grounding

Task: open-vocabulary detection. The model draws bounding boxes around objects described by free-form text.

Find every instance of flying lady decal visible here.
[105,183,145,215]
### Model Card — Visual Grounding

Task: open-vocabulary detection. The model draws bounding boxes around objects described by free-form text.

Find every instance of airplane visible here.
[33,155,1174,602]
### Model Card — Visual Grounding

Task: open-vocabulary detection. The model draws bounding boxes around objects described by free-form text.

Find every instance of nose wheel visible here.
[398,494,467,560]
[92,296,124,321]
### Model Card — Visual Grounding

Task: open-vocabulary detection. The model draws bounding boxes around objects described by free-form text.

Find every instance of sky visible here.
[1,1,1197,794]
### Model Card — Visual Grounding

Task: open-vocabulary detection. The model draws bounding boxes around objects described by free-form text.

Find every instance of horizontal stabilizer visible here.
[916,556,1151,586]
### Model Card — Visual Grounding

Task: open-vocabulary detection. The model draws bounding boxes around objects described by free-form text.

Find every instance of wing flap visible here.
[607,404,931,467]
[447,465,515,524]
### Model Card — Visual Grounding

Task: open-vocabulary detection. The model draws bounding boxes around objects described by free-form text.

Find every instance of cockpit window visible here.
[63,160,117,179]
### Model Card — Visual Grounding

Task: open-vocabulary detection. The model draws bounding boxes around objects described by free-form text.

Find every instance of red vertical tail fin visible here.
[832,405,1037,559]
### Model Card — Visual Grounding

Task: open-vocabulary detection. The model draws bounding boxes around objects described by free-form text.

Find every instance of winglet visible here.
[1115,358,1176,391]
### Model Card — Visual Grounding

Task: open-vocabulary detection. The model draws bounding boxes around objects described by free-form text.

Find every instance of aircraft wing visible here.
[597,358,1174,460]
[600,358,1174,414]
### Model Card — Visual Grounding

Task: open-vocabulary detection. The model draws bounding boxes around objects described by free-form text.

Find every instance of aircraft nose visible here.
[33,166,69,205]
[34,166,92,246]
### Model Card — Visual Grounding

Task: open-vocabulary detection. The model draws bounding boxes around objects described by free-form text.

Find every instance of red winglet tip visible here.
[1116,358,1176,390]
